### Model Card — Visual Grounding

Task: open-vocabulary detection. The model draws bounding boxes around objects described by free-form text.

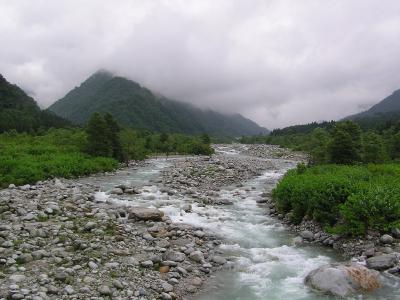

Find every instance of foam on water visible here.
[93,191,110,202]
[81,152,399,300]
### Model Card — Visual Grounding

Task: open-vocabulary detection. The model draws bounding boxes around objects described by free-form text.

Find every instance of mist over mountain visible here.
[48,71,268,136]
[0,74,69,133]
[347,89,400,118]
[344,89,400,129]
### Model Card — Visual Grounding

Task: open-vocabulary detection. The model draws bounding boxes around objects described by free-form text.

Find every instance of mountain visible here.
[345,89,400,130]
[348,89,400,118]
[48,71,268,136]
[0,74,69,133]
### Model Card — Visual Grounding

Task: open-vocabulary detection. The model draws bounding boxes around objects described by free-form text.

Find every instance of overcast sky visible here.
[1,0,400,129]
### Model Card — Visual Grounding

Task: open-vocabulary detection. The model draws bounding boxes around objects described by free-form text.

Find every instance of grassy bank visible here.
[272,163,400,235]
[0,129,118,187]
[0,126,214,188]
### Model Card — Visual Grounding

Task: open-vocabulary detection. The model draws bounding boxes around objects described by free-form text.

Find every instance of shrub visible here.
[272,164,400,234]
[339,182,400,235]
[0,129,118,187]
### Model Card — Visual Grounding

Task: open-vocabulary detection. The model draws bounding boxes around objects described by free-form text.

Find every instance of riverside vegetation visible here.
[239,120,400,298]
[243,120,400,258]
[0,112,213,188]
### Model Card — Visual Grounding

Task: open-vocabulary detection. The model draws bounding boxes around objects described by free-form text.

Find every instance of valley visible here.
[0,145,398,299]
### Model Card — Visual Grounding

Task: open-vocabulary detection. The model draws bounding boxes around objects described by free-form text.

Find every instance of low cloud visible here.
[1,0,400,128]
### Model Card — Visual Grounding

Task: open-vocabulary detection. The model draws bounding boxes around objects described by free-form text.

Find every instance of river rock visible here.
[366,254,398,270]
[140,260,153,268]
[99,285,112,296]
[293,236,304,246]
[128,207,164,221]
[300,230,314,241]
[380,234,394,244]
[305,263,381,297]
[163,250,186,262]
[211,255,227,265]
[214,198,233,205]
[181,204,192,212]
[162,282,173,292]
[391,228,400,239]
[111,188,123,195]
[189,251,204,263]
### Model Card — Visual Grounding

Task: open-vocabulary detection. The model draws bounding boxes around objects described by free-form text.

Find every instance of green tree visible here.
[104,113,124,161]
[200,133,211,144]
[391,131,400,159]
[328,121,362,164]
[362,131,386,163]
[86,112,112,157]
[120,129,148,161]
[307,128,330,164]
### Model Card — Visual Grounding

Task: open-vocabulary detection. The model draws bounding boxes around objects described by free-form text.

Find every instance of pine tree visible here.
[86,112,112,157]
[104,113,124,161]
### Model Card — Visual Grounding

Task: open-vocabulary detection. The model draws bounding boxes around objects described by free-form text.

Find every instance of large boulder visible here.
[300,230,314,241]
[366,254,398,271]
[111,188,124,195]
[305,263,381,298]
[162,250,186,262]
[380,234,394,244]
[128,207,164,221]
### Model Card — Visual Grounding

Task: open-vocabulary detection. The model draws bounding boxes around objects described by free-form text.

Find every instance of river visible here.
[78,145,399,300]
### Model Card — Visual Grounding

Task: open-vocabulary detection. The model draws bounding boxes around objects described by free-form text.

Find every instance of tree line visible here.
[241,120,400,165]
[85,112,214,162]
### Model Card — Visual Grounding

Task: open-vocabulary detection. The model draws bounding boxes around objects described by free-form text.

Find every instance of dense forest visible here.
[0,74,70,133]
[48,71,268,137]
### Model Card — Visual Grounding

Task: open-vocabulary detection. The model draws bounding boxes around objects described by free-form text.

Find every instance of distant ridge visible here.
[48,71,268,136]
[0,74,69,133]
[346,89,400,119]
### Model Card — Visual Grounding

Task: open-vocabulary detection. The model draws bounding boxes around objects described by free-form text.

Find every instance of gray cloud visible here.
[1,0,400,128]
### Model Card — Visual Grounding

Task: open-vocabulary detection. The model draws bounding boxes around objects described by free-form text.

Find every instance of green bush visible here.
[0,129,118,188]
[272,164,400,234]
[339,182,400,235]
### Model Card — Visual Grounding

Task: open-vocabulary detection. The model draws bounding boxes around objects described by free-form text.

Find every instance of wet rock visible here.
[293,236,304,246]
[128,207,164,221]
[214,198,233,205]
[54,270,68,282]
[211,255,227,265]
[300,230,314,241]
[189,251,204,263]
[194,230,205,238]
[99,285,112,296]
[64,285,75,295]
[181,204,192,212]
[161,292,172,299]
[191,277,203,286]
[140,260,154,268]
[9,275,26,283]
[366,254,398,270]
[380,234,394,244]
[391,228,400,239]
[305,263,381,297]
[84,221,96,232]
[88,261,98,269]
[162,282,173,292]
[112,280,124,290]
[163,251,186,262]
[111,188,123,195]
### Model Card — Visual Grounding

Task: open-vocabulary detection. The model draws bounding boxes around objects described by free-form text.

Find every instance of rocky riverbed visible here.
[0,144,399,300]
